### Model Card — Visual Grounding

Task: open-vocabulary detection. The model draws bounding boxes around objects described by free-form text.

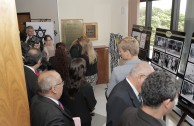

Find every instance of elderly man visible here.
[30,71,75,126]
[106,36,142,97]
[119,71,178,126]
[106,62,154,126]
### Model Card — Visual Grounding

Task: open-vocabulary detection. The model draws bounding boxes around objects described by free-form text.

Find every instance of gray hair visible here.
[37,71,59,94]
[129,61,153,77]
[26,26,34,30]
[118,36,139,56]
[142,71,178,107]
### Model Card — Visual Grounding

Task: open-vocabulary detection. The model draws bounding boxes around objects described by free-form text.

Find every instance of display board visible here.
[131,25,152,61]
[151,28,185,77]
[179,33,194,116]
[26,22,54,43]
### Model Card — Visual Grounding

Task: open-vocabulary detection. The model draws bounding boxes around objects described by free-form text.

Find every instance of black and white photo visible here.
[185,62,194,83]
[139,33,147,49]
[153,36,166,52]
[166,38,183,58]
[132,31,141,42]
[152,50,160,64]
[181,80,194,104]
[163,54,180,74]
[188,43,194,63]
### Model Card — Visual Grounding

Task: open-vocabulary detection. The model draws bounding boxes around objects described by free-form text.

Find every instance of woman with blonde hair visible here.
[69,36,89,58]
[81,41,98,88]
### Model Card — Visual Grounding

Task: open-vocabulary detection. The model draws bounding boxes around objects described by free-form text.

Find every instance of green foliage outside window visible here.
[139,7,185,46]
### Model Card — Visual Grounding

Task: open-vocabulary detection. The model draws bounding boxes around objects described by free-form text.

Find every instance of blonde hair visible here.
[118,36,139,56]
[70,36,89,49]
[82,42,97,64]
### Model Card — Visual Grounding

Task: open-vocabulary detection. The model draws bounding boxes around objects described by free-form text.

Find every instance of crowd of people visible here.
[20,26,178,126]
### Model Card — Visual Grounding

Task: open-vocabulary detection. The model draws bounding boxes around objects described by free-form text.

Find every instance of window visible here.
[150,0,172,45]
[178,0,187,31]
[138,2,146,26]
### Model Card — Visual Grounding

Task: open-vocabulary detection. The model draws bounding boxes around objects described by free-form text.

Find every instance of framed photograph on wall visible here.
[83,23,98,41]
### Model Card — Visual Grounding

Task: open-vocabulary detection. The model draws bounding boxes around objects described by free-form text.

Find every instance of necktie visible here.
[59,102,64,110]
[138,94,142,104]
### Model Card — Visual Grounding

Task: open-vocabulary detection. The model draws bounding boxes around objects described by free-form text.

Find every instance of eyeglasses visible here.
[55,81,64,87]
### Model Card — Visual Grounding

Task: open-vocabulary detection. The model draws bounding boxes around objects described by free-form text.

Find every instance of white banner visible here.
[26,22,55,43]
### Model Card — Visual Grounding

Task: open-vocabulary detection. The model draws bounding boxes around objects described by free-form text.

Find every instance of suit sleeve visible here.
[106,96,133,126]
[46,114,74,126]
[70,45,81,59]
[106,70,117,97]
[84,85,97,112]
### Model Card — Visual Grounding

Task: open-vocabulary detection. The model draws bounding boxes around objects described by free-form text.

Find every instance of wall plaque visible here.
[61,19,83,48]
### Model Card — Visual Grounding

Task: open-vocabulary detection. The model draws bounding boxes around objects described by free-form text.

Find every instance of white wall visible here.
[15,0,60,42]
[15,0,128,46]
[57,0,128,46]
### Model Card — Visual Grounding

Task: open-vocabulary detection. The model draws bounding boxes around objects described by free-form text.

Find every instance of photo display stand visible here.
[151,28,185,78]
[131,25,152,61]
[178,33,194,126]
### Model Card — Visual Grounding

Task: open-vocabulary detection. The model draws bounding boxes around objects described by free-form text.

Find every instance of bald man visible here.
[30,71,75,126]
[106,62,154,126]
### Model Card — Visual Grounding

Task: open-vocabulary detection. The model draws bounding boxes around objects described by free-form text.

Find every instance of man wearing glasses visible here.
[30,70,75,126]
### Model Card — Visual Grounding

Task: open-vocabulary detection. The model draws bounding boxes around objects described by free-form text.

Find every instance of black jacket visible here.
[61,83,97,124]
[106,79,142,126]
[69,44,82,59]
[30,95,75,126]
[24,66,37,105]
[118,108,165,126]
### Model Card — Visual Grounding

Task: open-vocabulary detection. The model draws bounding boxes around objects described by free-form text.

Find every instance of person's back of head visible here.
[128,62,154,93]
[25,48,42,67]
[27,36,41,49]
[142,71,178,114]
[118,36,139,57]
[70,36,89,48]
[54,42,69,81]
[67,58,86,98]
[37,70,63,100]
[82,41,97,64]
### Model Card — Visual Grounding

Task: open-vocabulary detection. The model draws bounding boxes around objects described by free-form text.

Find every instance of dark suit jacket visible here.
[61,82,97,124]
[106,79,141,126]
[24,66,37,105]
[118,108,165,126]
[30,95,75,126]
[69,44,82,59]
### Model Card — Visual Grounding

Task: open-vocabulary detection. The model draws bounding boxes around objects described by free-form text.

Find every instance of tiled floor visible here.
[92,84,192,126]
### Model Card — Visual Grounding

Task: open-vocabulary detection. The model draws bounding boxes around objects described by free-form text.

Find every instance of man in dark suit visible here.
[30,70,75,126]
[119,71,178,126]
[24,48,42,105]
[106,62,154,126]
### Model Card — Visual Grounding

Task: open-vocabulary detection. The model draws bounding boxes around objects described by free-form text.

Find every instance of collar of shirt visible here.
[46,96,59,105]
[24,65,35,73]
[126,77,139,100]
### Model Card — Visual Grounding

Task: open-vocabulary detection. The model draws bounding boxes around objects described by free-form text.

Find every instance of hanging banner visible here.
[26,22,55,43]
